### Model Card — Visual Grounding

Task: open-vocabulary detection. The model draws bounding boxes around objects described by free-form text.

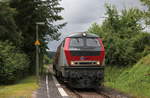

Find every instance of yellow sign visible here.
[34,40,41,45]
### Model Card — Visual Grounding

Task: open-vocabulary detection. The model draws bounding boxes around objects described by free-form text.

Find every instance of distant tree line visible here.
[88,3,150,66]
[47,51,56,58]
[0,0,64,84]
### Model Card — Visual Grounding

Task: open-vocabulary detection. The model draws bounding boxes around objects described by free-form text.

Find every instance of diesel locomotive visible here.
[53,32,105,88]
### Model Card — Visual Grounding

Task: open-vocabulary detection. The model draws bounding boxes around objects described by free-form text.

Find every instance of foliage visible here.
[140,0,150,25]
[41,55,53,73]
[44,55,52,64]
[0,0,64,84]
[0,1,22,45]
[9,0,65,73]
[88,5,150,66]
[131,33,150,59]
[0,41,29,84]
[105,54,150,97]
[0,76,38,98]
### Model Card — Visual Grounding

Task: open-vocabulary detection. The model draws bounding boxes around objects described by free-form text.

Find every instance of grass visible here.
[105,54,150,98]
[0,76,39,98]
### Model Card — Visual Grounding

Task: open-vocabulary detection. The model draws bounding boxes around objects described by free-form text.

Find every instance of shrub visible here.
[105,36,136,66]
[0,41,29,84]
[131,33,150,59]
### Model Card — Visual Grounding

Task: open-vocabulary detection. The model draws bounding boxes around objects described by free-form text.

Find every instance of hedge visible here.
[0,41,29,84]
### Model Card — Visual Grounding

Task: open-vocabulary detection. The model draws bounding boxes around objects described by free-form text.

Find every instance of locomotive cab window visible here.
[86,38,100,47]
[70,38,84,48]
[69,37,100,48]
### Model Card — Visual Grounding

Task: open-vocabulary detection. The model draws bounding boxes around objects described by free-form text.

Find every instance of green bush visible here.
[0,41,29,84]
[131,33,150,59]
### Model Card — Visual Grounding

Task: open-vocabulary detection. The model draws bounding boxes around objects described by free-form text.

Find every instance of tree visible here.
[103,5,143,38]
[0,1,22,45]
[140,0,150,25]
[88,4,146,66]
[9,0,65,73]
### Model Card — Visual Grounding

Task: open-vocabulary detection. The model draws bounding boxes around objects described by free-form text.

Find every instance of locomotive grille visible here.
[79,62,93,64]
[72,61,97,65]
[70,51,100,56]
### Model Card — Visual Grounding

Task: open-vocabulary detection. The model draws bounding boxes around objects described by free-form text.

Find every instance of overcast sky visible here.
[48,0,145,51]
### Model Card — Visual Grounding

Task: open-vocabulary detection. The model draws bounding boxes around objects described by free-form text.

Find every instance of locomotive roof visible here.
[67,32,99,38]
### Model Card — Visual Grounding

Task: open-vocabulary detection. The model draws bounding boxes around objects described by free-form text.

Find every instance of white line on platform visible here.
[46,75,50,98]
[52,76,69,98]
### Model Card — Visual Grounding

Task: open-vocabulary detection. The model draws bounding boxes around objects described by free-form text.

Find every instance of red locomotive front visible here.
[64,35,105,66]
[53,32,105,88]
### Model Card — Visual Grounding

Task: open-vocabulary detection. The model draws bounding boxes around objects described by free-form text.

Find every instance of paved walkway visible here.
[36,74,63,98]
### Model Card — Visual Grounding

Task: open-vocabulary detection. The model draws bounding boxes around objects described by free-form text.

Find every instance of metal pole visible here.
[36,24,39,83]
[35,22,44,84]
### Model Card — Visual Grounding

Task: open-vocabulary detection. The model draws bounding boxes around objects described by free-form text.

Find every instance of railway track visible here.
[55,74,129,98]
[96,91,111,98]
[71,90,83,98]
[56,76,111,98]
[68,87,111,98]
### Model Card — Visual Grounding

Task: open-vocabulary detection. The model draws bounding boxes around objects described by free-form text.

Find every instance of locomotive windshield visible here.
[70,38,84,47]
[70,38,100,48]
[86,38,100,47]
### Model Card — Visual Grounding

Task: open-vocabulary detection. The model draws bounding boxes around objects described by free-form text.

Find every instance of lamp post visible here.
[35,22,45,84]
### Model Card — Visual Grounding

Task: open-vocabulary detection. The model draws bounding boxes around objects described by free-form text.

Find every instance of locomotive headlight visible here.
[83,33,87,37]
[71,61,74,65]
[96,61,100,65]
